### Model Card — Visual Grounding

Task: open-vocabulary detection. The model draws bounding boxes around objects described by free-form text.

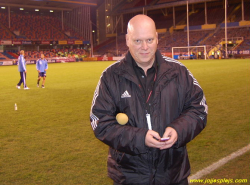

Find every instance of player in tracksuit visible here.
[16,50,29,90]
[36,54,48,88]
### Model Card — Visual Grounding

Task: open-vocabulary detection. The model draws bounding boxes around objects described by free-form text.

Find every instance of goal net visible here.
[172,45,212,60]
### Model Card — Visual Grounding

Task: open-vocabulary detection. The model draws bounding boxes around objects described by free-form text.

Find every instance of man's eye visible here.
[147,39,153,43]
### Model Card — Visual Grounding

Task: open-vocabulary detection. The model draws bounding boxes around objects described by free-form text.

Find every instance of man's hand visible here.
[145,130,165,148]
[159,127,178,150]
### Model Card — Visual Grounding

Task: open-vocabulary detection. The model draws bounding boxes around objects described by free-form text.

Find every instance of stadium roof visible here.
[0,0,99,11]
[108,0,219,15]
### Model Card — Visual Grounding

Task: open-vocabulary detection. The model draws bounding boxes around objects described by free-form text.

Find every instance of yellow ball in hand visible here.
[116,113,128,125]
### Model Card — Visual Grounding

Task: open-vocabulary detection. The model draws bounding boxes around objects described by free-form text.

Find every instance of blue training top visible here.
[36,58,48,72]
[18,55,26,72]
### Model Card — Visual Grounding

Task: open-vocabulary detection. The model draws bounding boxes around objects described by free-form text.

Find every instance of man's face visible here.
[126,25,158,66]
[41,54,44,59]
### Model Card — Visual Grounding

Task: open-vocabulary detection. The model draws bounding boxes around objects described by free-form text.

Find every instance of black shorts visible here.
[38,72,47,77]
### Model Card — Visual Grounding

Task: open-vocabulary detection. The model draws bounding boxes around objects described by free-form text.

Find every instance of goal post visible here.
[172,45,212,60]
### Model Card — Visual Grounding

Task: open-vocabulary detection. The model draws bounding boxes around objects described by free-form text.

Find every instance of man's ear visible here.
[126,34,129,47]
[156,32,158,44]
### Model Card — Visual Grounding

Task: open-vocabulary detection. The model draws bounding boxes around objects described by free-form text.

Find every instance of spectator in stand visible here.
[36,54,48,88]
[16,50,29,90]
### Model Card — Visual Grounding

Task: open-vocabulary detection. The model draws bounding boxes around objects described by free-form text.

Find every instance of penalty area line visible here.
[189,144,250,181]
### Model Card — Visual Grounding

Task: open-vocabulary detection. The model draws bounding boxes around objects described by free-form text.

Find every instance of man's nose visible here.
[141,41,149,50]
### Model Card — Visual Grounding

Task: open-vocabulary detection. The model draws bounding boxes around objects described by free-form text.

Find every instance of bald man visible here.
[16,50,29,90]
[90,14,208,185]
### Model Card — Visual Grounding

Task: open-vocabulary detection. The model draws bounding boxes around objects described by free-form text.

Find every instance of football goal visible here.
[172,45,212,60]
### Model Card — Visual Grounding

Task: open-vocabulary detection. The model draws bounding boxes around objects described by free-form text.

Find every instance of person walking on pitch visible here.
[36,54,48,88]
[16,50,29,90]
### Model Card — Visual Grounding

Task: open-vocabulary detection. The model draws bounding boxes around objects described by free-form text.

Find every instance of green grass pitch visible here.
[0,59,249,184]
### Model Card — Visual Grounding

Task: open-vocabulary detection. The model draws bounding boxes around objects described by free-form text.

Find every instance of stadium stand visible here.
[0,0,249,60]
[232,2,250,22]
[0,25,15,40]
[43,16,84,40]
[0,11,84,41]
[237,38,250,50]
[0,52,16,59]
[0,14,16,40]
[0,52,8,60]
[93,0,249,58]
[7,12,68,40]
[0,48,87,60]
[201,27,250,46]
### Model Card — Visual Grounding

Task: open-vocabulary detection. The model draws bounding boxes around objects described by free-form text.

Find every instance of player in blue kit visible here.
[36,54,48,88]
[16,50,29,90]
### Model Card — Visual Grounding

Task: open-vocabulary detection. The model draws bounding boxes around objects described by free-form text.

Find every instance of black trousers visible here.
[17,72,27,88]
[113,178,189,185]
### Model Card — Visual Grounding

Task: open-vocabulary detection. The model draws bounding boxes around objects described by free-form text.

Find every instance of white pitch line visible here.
[189,144,250,181]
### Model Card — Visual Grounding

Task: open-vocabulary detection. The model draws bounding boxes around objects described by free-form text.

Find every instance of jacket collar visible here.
[155,50,178,84]
[114,50,177,86]
[113,51,140,85]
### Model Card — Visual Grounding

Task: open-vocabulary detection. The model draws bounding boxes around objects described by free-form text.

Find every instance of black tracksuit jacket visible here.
[90,50,208,185]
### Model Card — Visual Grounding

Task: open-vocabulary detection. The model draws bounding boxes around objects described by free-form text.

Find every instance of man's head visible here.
[41,54,45,59]
[20,50,24,55]
[126,14,158,69]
